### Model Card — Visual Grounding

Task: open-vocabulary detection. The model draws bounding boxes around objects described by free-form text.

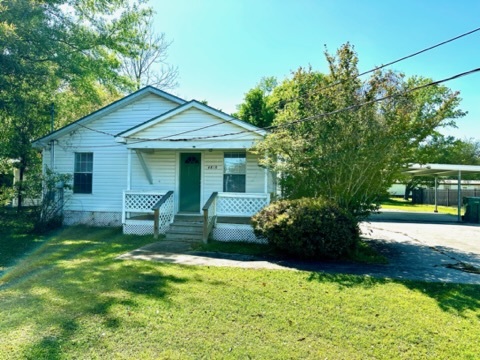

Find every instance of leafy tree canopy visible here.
[253,43,465,217]
[0,0,153,208]
[234,76,277,128]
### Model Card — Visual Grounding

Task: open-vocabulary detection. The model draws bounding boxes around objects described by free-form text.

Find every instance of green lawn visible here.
[380,198,461,215]
[0,207,45,273]
[1,225,480,359]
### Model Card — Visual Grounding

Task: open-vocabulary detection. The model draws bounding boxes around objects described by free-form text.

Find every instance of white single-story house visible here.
[32,86,275,242]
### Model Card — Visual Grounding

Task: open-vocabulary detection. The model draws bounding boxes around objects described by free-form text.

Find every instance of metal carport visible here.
[404,163,480,222]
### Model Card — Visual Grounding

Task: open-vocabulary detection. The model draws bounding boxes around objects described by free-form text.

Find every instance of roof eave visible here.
[31,86,187,147]
[116,100,266,139]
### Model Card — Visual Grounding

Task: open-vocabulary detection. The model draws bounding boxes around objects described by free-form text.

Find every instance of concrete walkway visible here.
[118,211,480,284]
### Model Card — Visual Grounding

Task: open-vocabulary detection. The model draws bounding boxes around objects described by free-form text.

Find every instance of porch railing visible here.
[216,192,271,217]
[202,192,218,243]
[153,191,175,239]
[202,192,270,242]
[122,190,174,236]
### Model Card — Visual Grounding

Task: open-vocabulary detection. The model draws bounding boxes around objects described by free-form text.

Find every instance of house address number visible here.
[206,165,218,170]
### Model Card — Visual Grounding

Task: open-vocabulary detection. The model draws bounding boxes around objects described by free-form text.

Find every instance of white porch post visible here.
[127,148,132,190]
[457,170,462,222]
[264,168,268,194]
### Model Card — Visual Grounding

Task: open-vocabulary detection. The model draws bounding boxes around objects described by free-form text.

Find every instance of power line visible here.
[122,26,480,142]
[58,67,480,149]
[63,25,480,145]
[69,27,480,144]
[57,68,480,148]
[131,67,480,142]
[357,26,480,78]
[75,123,118,137]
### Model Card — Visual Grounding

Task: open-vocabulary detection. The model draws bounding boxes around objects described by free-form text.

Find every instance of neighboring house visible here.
[388,179,480,196]
[0,159,40,207]
[435,179,480,190]
[32,86,275,242]
[11,167,41,207]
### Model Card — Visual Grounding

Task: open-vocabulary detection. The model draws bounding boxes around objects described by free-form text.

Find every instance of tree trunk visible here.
[16,166,24,212]
[404,182,414,201]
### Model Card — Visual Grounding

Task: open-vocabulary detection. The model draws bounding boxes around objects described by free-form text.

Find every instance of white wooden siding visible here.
[267,169,277,194]
[49,93,268,215]
[132,108,262,142]
[131,150,176,192]
[53,94,179,212]
[43,148,51,170]
[203,151,224,200]
[246,153,265,193]
[202,151,266,202]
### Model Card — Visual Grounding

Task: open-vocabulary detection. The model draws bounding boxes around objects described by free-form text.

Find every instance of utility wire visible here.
[132,67,480,142]
[122,26,480,142]
[59,66,480,148]
[357,26,480,78]
[70,27,480,144]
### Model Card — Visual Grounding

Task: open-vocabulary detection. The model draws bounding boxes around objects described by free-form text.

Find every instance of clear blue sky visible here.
[151,0,480,140]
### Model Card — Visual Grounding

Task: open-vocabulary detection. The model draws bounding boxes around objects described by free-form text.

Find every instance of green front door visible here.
[179,153,201,212]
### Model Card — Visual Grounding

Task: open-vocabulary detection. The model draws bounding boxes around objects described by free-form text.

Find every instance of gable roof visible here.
[32,86,186,148]
[115,100,266,141]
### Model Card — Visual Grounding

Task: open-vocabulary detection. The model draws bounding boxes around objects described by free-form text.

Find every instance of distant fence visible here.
[412,188,480,206]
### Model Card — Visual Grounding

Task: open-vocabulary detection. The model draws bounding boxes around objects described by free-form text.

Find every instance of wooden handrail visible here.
[202,192,218,243]
[152,191,174,211]
[153,191,174,239]
[202,192,218,211]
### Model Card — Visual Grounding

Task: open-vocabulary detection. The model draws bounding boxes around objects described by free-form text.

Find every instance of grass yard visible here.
[0,207,44,273]
[380,197,461,215]
[1,225,480,359]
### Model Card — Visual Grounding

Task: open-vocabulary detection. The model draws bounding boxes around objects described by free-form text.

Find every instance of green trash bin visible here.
[463,197,480,223]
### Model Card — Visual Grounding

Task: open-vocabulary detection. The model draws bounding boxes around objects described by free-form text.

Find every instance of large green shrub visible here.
[252,198,359,259]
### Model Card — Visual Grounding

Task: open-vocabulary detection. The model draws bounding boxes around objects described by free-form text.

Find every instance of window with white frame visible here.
[73,152,93,194]
[223,152,246,192]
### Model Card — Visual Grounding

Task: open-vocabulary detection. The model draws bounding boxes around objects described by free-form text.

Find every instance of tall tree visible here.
[119,14,178,90]
[254,43,465,217]
[235,77,277,128]
[0,0,152,208]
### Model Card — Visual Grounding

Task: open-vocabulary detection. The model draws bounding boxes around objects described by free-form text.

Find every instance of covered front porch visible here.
[115,99,273,241]
[122,190,270,242]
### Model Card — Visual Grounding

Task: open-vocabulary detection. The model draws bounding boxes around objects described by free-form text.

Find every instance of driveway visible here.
[119,211,480,284]
[359,217,480,284]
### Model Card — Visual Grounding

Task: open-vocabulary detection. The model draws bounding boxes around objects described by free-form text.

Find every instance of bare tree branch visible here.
[119,15,178,90]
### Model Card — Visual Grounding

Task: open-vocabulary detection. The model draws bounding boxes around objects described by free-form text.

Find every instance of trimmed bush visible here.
[252,198,359,259]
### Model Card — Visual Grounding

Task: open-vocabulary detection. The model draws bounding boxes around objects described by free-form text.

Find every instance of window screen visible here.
[223,152,246,192]
[73,152,93,194]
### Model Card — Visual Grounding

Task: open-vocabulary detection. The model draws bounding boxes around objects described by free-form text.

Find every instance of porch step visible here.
[174,214,203,222]
[170,221,203,232]
[171,221,203,227]
[165,214,204,242]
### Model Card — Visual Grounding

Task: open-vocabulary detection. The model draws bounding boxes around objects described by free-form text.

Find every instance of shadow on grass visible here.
[0,207,44,274]
[304,232,480,316]
[0,226,188,360]
[307,271,480,316]
[191,236,480,315]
